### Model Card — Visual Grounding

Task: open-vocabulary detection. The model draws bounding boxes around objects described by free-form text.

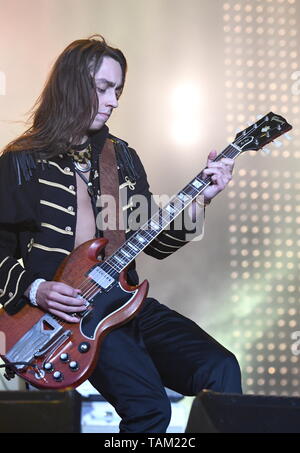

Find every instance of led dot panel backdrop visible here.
[223,0,300,396]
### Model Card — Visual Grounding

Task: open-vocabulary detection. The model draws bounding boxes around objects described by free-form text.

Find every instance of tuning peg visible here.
[274,140,282,148]
[256,114,263,120]
[284,133,292,141]
[262,148,271,155]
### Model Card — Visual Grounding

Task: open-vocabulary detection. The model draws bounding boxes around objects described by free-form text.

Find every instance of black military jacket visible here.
[0,127,202,314]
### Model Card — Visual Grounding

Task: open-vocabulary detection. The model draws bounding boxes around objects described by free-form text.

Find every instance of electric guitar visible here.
[0,112,292,389]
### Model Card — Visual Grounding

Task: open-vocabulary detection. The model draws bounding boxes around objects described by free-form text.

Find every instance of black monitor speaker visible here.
[0,390,81,433]
[185,390,300,433]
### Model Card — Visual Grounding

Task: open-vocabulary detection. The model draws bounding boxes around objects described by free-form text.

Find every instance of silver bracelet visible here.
[195,196,211,209]
[29,278,46,306]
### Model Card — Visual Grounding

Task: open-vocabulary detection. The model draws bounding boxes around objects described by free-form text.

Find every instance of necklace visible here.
[67,145,92,173]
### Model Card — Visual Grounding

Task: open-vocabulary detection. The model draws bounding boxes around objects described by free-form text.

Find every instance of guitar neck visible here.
[102,143,242,273]
[93,111,292,276]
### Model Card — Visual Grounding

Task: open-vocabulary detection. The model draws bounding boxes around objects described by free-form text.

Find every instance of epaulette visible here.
[11,151,38,185]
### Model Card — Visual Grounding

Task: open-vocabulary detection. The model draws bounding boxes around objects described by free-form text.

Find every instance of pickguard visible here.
[80,283,136,339]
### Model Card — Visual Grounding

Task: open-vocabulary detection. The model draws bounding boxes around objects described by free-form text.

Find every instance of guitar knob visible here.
[78,342,90,353]
[60,353,69,362]
[43,362,53,372]
[53,371,63,381]
[69,361,79,371]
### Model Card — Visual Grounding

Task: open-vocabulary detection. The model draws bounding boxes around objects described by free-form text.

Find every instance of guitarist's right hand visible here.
[28,281,86,323]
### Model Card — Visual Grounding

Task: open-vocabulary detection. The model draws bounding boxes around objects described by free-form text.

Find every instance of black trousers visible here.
[89,297,242,433]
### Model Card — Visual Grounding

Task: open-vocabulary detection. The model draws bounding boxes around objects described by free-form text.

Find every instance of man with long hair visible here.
[0,35,242,432]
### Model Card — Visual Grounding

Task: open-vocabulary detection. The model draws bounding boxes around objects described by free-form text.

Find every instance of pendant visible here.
[74,160,91,173]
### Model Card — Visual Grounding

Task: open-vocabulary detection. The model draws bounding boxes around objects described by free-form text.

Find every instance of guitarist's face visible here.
[89,56,124,132]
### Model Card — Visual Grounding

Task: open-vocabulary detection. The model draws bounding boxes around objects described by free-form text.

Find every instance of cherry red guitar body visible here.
[0,238,148,389]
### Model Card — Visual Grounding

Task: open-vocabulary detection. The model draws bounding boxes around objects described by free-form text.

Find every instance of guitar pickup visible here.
[88,267,115,290]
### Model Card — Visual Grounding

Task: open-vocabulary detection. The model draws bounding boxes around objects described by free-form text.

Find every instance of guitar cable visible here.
[0,361,37,369]
[0,361,38,380]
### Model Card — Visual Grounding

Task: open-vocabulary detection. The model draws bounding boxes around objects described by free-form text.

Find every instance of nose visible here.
[106,90,119,109]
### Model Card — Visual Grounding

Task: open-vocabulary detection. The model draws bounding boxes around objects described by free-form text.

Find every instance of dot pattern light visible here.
[223,0,300,396]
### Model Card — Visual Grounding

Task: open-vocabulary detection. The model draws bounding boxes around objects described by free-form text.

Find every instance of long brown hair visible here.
[2,35,127,158]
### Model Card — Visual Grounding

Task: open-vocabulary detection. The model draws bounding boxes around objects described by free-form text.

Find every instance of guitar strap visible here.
[98,138,126,258]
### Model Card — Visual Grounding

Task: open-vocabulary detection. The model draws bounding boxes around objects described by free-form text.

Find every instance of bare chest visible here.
[74,171,96,248]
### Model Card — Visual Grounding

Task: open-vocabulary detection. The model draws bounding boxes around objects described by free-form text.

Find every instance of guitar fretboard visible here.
[96,144,242,276]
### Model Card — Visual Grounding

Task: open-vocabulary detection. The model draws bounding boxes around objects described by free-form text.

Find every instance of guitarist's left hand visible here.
[201,150,234,204]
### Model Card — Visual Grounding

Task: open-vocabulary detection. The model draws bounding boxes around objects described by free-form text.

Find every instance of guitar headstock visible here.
[233,112,292,152]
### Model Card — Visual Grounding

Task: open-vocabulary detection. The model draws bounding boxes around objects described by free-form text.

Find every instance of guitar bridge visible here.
[6,314,68,370]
